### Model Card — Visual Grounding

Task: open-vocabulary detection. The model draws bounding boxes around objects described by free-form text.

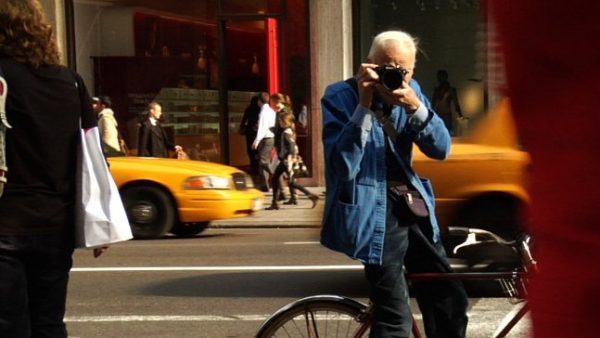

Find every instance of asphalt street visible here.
[66,228,531,338]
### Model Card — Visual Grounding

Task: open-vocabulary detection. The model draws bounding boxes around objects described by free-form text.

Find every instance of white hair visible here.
[367,30,418,60]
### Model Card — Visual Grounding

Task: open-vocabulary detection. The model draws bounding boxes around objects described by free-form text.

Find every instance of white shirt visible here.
[252,103,276,147]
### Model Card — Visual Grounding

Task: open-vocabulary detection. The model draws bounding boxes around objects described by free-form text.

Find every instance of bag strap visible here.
[0,64,12,187]
[117,130,129,155]
[0,65,11,128]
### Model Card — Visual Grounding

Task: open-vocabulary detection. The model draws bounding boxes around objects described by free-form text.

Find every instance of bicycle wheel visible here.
[256,295,371,338]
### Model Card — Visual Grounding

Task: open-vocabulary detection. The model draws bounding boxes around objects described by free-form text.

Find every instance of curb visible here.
[209,223,321,229]
[210,187,325,229]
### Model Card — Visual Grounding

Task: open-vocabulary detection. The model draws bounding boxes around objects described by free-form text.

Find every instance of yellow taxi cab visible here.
[108,157,264,238]
[414,99,531,240]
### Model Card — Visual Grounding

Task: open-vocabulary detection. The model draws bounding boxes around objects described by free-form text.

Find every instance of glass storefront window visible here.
[356,0,486,137]
[224,19,267,166]
[73,0,309,172]
[220,0,283,15]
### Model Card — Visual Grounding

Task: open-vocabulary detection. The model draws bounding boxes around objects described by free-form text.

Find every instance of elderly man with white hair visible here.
[321,30,468,338]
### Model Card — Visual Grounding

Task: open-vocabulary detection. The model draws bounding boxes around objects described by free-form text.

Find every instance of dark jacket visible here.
[137,119,175,158]
[0,57,96,236]
[278,127,297,160]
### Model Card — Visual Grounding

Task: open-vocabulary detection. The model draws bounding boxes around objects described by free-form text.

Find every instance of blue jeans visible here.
[364,197,468,338]
[0,234,73,338]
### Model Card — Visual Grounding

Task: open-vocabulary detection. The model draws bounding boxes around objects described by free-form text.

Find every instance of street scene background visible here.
[66,192,531,338]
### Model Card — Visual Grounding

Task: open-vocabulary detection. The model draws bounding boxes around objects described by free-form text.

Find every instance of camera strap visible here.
[372,103,400,142]
[344,77,400,141]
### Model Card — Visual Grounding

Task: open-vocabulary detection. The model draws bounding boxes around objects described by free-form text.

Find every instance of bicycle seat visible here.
[453,241,520,272]
[449,227,521,271]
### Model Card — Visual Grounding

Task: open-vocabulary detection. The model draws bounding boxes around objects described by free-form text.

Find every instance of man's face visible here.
[371,40,415,83]
[270,99,283,111]
[150,105,162,119]
[92,100,102,113]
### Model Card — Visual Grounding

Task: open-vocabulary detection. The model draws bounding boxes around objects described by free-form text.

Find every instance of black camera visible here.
[374,65,408,90]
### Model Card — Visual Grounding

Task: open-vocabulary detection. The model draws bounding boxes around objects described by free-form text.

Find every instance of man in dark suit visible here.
[138,102,181,157]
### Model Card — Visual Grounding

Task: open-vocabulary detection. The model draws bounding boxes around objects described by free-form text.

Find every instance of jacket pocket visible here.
[332,200,361,249]
[338,179,356,205]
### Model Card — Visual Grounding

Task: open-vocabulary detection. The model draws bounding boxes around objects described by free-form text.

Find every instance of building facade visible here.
[41,0,498,187]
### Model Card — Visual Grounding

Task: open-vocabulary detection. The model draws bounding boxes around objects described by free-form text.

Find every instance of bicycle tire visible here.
[256,295,370,338]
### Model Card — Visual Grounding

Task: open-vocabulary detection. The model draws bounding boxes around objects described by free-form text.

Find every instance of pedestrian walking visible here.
[266,101,318,210]
[0,1,109,336]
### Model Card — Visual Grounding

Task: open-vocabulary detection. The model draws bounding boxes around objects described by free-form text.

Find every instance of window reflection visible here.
[358,0,485,137]
[220,0,282,15]
[74,0,307,171]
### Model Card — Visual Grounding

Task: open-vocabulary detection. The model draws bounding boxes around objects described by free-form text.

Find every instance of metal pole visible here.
[64,0,76,70]
[217,2,230,164]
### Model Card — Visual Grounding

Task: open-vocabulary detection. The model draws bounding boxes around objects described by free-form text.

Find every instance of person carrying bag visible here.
[0,2,131,336]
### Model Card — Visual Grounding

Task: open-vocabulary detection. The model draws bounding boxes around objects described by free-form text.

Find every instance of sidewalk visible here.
[210,187,325,228]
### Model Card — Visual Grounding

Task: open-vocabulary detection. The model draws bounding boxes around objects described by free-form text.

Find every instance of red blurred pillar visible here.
[266,18,279,94]
[490,2,600,338]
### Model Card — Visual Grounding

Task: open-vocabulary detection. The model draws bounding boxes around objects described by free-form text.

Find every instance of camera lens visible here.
[381,69,404,90]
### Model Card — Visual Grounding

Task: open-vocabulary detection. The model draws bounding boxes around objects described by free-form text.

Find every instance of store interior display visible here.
[94,12,266,162]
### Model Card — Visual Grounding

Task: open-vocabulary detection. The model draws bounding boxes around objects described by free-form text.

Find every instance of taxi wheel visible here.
[171,222,210,237]
[457,195,523,240]
[122,185,175,239]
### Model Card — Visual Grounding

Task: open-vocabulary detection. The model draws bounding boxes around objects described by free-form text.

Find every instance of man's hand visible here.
[375,80,422,113]
[174,145,183,152]
[93,246,109,258]
[358,65,422,113]
[252,143,258,150]
[357,63,380,109]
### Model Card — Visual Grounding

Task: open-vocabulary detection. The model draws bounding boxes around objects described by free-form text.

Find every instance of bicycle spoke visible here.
[287,317,303,337]
[308,309,319,338]
[281,323,293,337]
[344,313,351,338]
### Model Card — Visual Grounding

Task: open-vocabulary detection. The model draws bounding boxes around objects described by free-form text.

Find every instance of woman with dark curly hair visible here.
[0,1,105,336]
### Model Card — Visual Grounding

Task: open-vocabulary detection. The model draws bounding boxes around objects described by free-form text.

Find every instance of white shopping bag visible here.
[75,126,132,248]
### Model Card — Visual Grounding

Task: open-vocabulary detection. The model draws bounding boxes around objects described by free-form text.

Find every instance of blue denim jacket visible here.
[320,78,451,265]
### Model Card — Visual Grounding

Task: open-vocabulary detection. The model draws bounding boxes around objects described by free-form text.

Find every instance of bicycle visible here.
[255,227,537,338]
